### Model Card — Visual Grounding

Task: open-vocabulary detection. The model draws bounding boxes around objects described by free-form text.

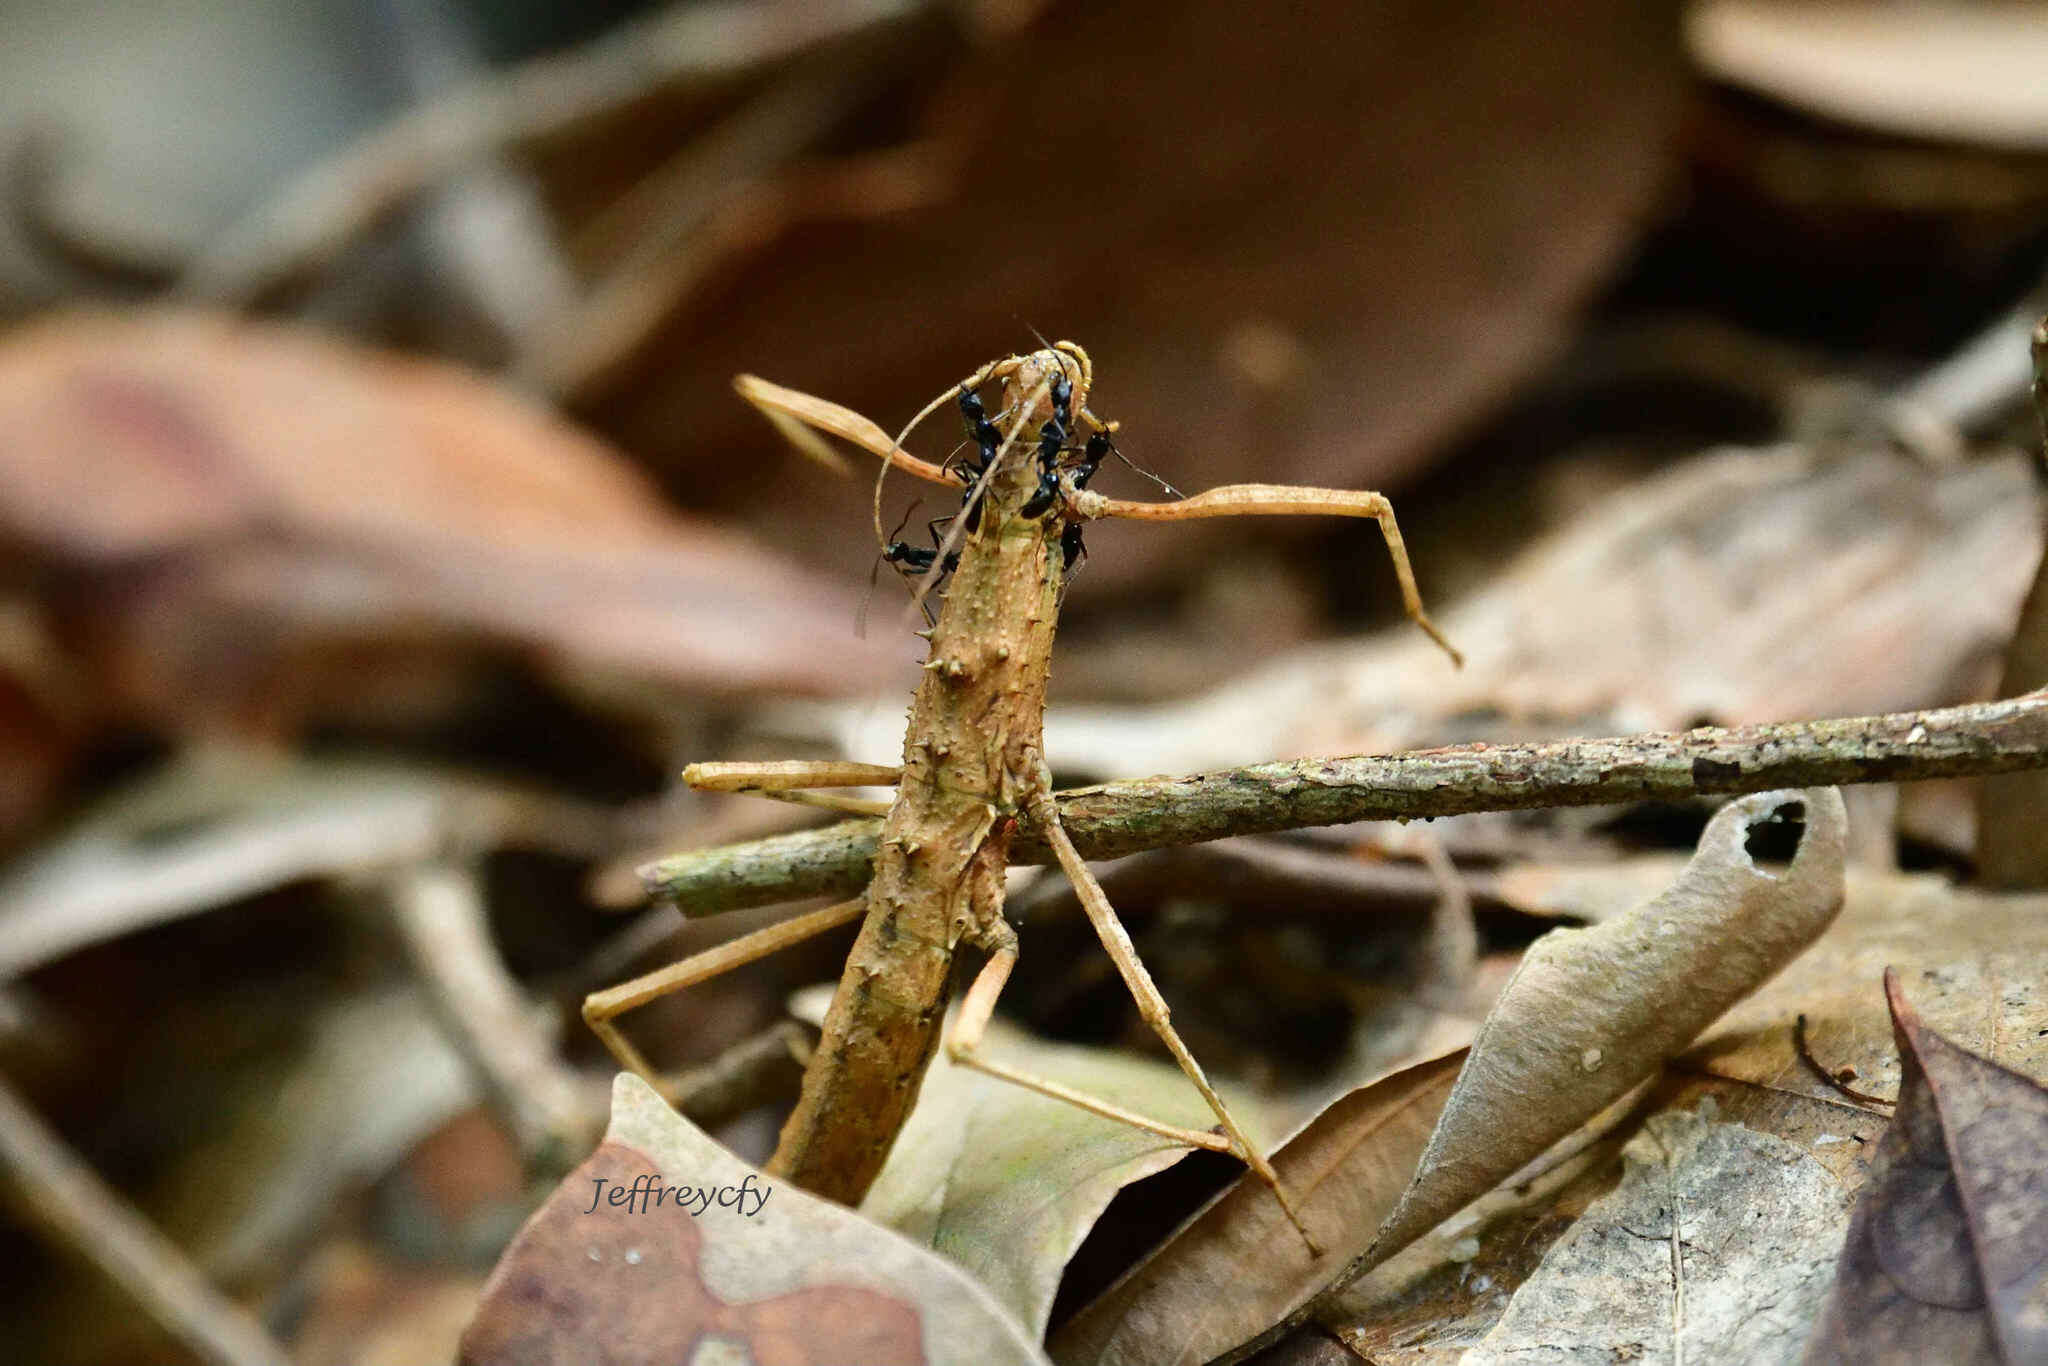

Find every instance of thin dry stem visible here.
[0,1080,292,1366]
[389,862,592,1157]
[642,690,2048,916]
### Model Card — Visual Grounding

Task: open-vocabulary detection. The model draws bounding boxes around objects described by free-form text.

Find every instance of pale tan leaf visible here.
[460,1073,1050,1366]
[862,1016,1279,1339]
[1691,1,2048,151]
[1365,790,1846,1274]
[1464,1106,1853,1365]
[0,310,909,726]
[1686,869,2048,1104]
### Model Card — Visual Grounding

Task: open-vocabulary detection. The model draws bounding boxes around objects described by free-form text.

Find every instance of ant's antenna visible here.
[1102,430,1182,499]
[859,500,923,638]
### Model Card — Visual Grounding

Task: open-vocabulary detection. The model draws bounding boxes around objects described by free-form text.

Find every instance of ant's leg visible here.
[1085,484,1462,667]
[583,896,868,1092]
[685,760,900,816]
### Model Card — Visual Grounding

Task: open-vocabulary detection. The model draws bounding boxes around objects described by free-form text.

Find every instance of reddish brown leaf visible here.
[463,1141,922,1366]
[0,310,910,736]
[1802,968,2048,1364]
[617,0,1687,593]
[462,1075,1049,1366]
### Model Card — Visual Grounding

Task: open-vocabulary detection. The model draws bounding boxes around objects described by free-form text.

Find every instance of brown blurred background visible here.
[2,1,2046,1361]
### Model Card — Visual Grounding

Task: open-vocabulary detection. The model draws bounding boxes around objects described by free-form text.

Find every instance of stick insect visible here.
[582,343,1460,1253]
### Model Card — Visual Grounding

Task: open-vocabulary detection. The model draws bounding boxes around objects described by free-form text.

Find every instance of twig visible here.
[177,0,926,303]
[0,1078,293,1366]
[1975,316,2048,885]
[387,862,595,1159]
[513,53,899,397]
[1792,1014,1894,1108]
[643,689,2048,915]
[669,1019,812,1121]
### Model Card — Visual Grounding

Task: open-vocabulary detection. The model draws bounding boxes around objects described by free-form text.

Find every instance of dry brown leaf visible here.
[624,0,1685,593]
[1687,871,2048,1114]
[1324,857,2048,1361]
[461,1073,1050,1366]
[1801,969,2048,1365]
[0,310,910,735]
[1691,1,2048,151]
[1049,1048,1470,1366]
[1055,788,1846,1365]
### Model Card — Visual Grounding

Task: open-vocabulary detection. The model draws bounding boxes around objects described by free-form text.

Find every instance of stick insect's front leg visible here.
[582,896,867,1093]
[946,766,1324,1256]
[684,760,903,816]
[1079,483,1463,667]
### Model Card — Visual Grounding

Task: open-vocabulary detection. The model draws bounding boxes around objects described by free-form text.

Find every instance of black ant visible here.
[862,502,961,631]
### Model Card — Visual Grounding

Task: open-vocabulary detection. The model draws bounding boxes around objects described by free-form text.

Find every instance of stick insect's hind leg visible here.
[683,760,903,817]
[1087,483,1463,667]
[944,768,1325,1257]
[583,896,868,1097]
[948,932,1235,1158]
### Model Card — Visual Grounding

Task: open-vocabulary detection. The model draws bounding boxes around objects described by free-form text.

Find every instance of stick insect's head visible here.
[1000,341,1094,428]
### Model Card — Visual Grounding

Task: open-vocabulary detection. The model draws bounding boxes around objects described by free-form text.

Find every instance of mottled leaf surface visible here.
[460,1073,1048,1366]
[1465,1106,1853,1365]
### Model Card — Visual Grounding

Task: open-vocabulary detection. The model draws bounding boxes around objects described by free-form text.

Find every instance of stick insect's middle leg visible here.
[583,896,867,1097]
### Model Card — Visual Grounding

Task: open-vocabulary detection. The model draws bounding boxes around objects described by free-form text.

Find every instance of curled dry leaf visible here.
[1053,788,1845,1366]
[1364,790,1846,1281]
[1802,969,2048,1365]
[461,1073,1049,1366]
[0,310,908,733]
[1328,859,2048,1359]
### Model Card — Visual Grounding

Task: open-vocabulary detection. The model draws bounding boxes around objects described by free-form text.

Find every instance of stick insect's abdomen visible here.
[766,354,1072,1204]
